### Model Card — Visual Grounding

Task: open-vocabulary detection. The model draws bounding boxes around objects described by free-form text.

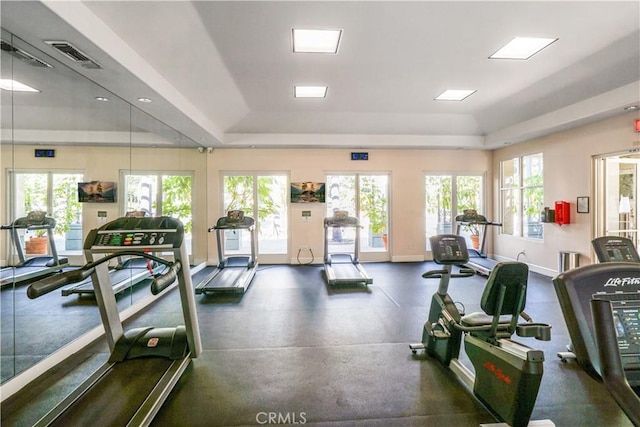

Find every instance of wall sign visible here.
[351,152,368,160]
[34,149,55,158]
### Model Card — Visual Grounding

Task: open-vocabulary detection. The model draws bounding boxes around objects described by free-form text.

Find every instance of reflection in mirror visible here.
[1,30,16,383]
[0,28,207,389]
[0,31,133,384]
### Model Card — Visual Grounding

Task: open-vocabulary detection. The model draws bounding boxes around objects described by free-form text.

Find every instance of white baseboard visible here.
[493,255,557,277]
[290,257,321,265]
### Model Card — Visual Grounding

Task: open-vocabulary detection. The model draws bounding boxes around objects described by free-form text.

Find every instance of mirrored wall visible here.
[1,29,207,386]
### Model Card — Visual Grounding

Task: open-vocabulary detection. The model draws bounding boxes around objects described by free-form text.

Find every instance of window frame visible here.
[499,153,544,240]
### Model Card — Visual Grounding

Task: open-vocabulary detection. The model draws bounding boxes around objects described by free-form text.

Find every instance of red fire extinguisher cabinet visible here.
[555,201,570,226]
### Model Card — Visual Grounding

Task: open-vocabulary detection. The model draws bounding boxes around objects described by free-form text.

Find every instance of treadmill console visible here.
[429,234,469,265]
[12,211,56,228]
[26,210,47,224]
[214,210,255,229]
[554,263,640,385]
[87,216,184,250]
[227,210,245,223]
[324,211,359,227]
[592,236,640,263]
[455,209,488,224]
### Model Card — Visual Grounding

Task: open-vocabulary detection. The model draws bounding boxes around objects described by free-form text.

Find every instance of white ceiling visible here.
[2,1,639,149]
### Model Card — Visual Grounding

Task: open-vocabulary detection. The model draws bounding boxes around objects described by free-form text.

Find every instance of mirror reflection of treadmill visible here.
[61,257,165,296]
[195,211,258,296]
[0,212,68,287]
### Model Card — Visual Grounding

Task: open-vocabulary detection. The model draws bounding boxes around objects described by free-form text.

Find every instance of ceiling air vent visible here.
[1,40,52,68]
[45,41,102,69]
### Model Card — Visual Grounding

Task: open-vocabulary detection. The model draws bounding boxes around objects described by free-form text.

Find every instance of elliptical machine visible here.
[410,234,552,427]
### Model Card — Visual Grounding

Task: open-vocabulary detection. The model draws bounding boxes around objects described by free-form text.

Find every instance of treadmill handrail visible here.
[151,261,181,295]
[591,298,640,426]
[28,268,96,299]
[27,251,173,298]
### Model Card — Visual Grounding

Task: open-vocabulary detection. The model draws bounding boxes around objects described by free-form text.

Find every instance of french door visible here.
[425,173,484,252]
[325,173,390,261]
[594,152,640,244]
[9,170,83,256]
[221,173,289,263]
[122,171,194,255]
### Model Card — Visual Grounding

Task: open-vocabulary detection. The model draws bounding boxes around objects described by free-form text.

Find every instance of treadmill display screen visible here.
[610,304,640,358]
[93,230,175,248]
[554,264,640,383]
[607,247,636,262]
[592,236,640,263]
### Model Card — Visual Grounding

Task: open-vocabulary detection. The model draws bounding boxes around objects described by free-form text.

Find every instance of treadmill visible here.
[553,238,640,425]
[323,211,372,286]
[195,210,258,295]
[26,216,202,427]
[455,209,501,276]
[0,211,68,287]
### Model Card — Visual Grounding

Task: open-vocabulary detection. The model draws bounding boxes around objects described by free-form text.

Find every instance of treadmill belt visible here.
[332,263,365,280]
[203,267,245,290]
[49,358,173,427]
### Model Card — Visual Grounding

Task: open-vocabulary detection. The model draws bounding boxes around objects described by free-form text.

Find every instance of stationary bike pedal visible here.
[432,329,450,339]
[426,320,451,340]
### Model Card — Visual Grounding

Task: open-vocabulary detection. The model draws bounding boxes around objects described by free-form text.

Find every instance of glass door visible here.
[122,172,194,255]
[222,173,289,263]
[595,152,640,244]
[425,173,484,252]
[10,171,84,258]
[326,173,389,260]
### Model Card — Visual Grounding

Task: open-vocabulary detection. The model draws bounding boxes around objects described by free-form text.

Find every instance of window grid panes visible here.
[425,174,484,251]
[326,174,389,253]
[500,153,543,239]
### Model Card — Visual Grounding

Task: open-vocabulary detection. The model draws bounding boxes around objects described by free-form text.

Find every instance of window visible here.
[326,173,389,253]
[9,170,83,255]
[500,153,543,239]
[222,173,288,258]
[122,171,194,253]
[425,173,484,251]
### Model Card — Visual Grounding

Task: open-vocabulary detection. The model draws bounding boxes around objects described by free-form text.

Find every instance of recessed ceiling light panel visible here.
[489,37,558,60]
[0,79,40,92]
[95,96,109,102]
[294,86,328,98]
[435,89,476,101]
[137,97,152,103]
[293,29,342,53]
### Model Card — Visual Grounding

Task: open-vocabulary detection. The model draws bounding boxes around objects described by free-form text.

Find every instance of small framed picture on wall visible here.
[577,196,589,214]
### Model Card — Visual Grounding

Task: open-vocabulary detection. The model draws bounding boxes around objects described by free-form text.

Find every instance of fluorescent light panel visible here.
[490,37,558,60]
[293,29,342,53]
[0,79,40,92]
[294,86,327,98]
[435,89,476,101]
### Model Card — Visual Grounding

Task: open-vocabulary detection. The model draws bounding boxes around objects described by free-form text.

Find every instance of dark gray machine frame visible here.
[553,236,640,424]
[26,216,202,427]
[323,212,372,286]
[455,210,502,276]
[0,211,67,287]
[411,234,552,427]
[195,210,258,295]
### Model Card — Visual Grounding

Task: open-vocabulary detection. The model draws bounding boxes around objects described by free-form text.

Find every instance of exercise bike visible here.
[410,234,553,427]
